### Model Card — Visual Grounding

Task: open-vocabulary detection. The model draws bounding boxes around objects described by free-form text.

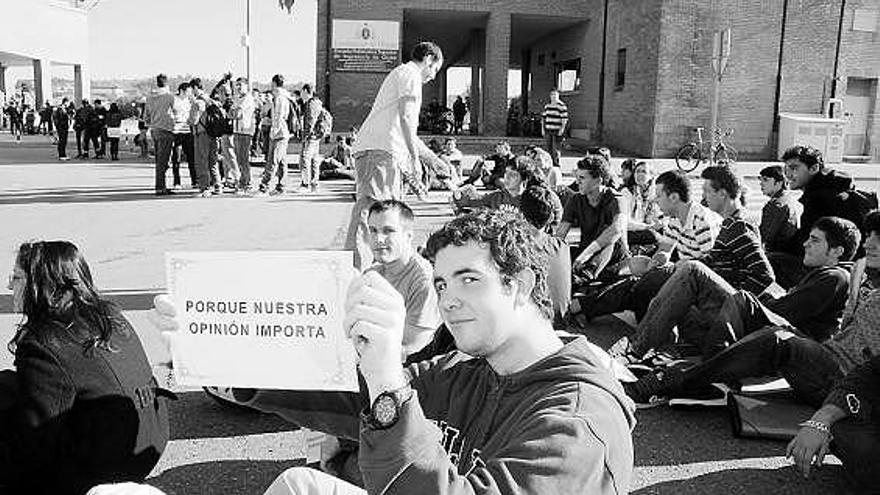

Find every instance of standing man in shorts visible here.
[344,41,444,269]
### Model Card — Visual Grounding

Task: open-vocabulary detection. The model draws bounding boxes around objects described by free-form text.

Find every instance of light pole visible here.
[242,0,252,83]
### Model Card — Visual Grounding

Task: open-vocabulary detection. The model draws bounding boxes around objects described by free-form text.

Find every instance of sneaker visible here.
[297,183,310,193]
[623,366,686,409]
[171,184,182,190]
[197,189,214,198]
[270,187,285,196]
[213,187,223,196]
[309,184,318,193]
[250,188,269,197]
[235,187,251,196]
[59,157,69,161]
[155,189,174,197]
[668,383,729,408]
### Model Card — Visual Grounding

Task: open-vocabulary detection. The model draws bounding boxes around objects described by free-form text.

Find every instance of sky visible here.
[76,0,315,84]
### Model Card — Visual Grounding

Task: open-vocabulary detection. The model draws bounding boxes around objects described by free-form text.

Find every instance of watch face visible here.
[373,395,398,426]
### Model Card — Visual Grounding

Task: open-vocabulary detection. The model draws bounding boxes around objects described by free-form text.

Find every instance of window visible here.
[616,49,627,90]
[555,58,581,92]
[853,8,879,32]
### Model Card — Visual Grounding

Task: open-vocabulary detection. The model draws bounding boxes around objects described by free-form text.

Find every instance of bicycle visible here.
[675,127,737,172]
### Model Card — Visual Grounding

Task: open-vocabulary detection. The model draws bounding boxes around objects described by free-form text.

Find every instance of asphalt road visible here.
[1,135,875,494]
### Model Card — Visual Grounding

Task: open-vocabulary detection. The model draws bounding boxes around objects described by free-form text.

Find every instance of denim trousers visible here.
[261,137,290,191]
[233,133,252,188]
[152,128,174,192]
[300,138,322,186]
[193,131,220,191]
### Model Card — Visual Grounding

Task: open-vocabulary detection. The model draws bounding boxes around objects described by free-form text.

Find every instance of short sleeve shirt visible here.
[562,188,624,250]
[367,254,441,351]
[352,61,422,162]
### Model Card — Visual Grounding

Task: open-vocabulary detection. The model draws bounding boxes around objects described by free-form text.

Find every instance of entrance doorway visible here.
[844,77,877,156]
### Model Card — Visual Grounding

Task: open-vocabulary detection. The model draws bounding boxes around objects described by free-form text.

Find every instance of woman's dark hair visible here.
[10,241,120,354]
[623,160,651,192]
[109,102,119,113]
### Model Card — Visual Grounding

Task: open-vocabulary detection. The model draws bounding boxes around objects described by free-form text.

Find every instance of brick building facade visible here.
[315,0,880,160]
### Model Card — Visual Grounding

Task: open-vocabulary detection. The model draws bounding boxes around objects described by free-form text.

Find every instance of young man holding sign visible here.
[154,209,634,494]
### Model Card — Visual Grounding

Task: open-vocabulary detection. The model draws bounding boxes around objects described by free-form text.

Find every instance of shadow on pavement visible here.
[169,391,296,441]
[150,459,306,495]
[0,187,171,205]
[633,466,852,495]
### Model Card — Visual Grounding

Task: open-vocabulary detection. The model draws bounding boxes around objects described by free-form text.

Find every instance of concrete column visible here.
[33,59,53,107]
[520,49,531,116]
[469,31,483,134]
[74,64,90,103]
[484,13,511,136]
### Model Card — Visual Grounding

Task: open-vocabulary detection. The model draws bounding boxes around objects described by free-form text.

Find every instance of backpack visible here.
[203,103,231,138]
[285,97,301,136]
[840,188,879,228]
[314,107,333,140]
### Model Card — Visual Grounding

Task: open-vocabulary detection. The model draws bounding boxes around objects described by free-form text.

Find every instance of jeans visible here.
[194,131,221,191]
[56,128,68,158]
[545,132,562,167]
[171,132,196,187]
[83,129,100,156]
[261,137,290,191]
[75,128,83,156]
[344,150,404,269]
[220,134,240,185]
[633,260,736,356]
[680,326,843,407]
[108,137,119,159]
[233,133,252,189]
[152,128,174,192]
[263,467,364,495]
[300,138,321,187]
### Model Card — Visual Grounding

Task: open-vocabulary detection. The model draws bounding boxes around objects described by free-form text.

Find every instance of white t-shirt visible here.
[353,61,422,162]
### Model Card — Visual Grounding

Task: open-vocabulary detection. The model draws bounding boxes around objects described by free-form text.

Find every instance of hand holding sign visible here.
[344,271,408,401]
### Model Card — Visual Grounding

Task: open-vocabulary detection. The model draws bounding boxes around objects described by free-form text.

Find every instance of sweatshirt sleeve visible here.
[823,355,880,423]
[359,378,630,495]
[764,269,845,324]
[235,388,366,441]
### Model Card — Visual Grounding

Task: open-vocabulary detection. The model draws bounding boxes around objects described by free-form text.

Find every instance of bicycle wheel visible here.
[714,145,737,165]
[675,143,704,173]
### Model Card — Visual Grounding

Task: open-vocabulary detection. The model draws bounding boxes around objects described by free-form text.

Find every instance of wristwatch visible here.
[364,385,413,430]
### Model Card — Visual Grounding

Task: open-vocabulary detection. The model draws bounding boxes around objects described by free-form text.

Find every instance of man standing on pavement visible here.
[541,88,568,168]
[171,82,196,190]
[231,77,257,194]
[143,74,177,196]
[189,78,223,198]
[344,41,445,269]
[52,97,70,161]
[298,84,324,193]
[255,74,292,196]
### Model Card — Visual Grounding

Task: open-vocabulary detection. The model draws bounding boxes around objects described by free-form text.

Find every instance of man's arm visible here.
[360,383,632,495]
[764,268,847,324]
[554,221,573,240]
[398,95,422,172]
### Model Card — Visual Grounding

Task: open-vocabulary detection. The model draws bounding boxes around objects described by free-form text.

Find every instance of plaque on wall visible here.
[332,20,400,73]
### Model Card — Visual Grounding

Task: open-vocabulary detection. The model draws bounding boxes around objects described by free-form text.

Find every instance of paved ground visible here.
[0,134,877,494]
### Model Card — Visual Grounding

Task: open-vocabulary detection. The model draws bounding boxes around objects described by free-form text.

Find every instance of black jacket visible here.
[0,309,170,495]
[790,169,853,256]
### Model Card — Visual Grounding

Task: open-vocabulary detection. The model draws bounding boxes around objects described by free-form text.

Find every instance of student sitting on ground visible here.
[438,137,463,178]
[555,155,627,282]
[758,164,801,253]
[620,160,661,257]
[568,169,722,323]
[452,156,563,232]
[320,136,356,181]
[459,141,516,189]
[525,145,562,190]
[0,241,170,494]
[618,216,858,366]
[520,184,572,322]
[624,210,880,418]
[771,145,860,288]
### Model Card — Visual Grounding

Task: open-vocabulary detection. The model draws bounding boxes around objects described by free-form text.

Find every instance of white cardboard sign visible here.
[165,251,358,391]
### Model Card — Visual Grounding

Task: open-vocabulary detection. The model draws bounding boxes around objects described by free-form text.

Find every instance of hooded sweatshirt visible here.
[791,169,853,256]
[239,336,636,495]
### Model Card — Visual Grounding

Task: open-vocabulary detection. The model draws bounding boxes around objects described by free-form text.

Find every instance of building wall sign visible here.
[332,20,400,72]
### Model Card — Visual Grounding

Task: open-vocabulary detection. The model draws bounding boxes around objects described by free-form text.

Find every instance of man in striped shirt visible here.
[626,165,776,358]
[541,89,568,168]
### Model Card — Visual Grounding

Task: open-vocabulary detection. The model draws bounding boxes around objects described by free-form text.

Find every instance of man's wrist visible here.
[365,370,408,403]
